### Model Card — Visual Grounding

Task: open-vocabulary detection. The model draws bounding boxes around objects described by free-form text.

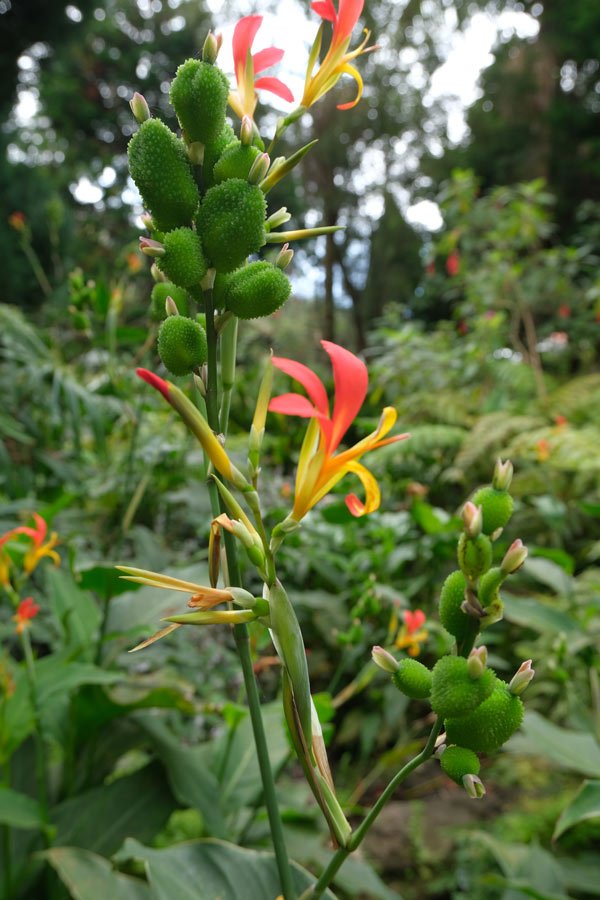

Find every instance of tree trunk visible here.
[323,209,337,342]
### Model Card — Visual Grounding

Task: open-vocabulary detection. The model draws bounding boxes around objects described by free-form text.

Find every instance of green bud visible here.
[213,140,261,183]
[471,486,514,536]
[392,658,432,699]
[440,745,480,785]
[157,316,208,376]
[170,59,229,145]
[150,282,190,321]
[439,570,479,642]
[158,228,207,289]
[457,533,493,581]
[430,655,496,718]
[445,678,525,754]
[128,119,199,232]
[196,179,266,272]
[219,261,291,319]
[203,125,236,188]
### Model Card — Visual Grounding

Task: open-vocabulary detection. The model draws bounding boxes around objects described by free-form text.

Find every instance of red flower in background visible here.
[229,16,293,120]
[446,251,460,277]
[13,597,40,635]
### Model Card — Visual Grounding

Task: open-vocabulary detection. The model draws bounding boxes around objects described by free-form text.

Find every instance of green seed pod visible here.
[220,261,291,319]
[196,179,266,272]
[128,119,199,232]
[392,658,432,699]
[157,316,208,376]
[471,486,514,535]
[213,140,262,184]
[445,679,524,754]
[430,655,496,718]
[150,282,189,321]
[203,126,236,188]
[439,570,479,642]
[170,59,229,146]
[158,228,207,289]
[458,533,493,581]
[440,745,480,784]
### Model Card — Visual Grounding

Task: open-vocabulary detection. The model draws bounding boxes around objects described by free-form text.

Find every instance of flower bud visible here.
[157,316,208,376]
[248,152,271,185]
[372,645,399,673]
[240,115,253,146]
[150,263,165,282]
[509,659,535,695]
[196,179,266,272]
[501,539,528,575]
[150,283,189,321]
[440,745,480,786]
[202,31,220,64]
[467,645,488,676]
[140,212,155,230]
[187,142,205,166]
[463,774,486,799]
[493,458,513,491]
[276,243,294,270]
[462,501,482,539]
[130,91,151,124]
[139,236,165,258]
[266,207,292,231]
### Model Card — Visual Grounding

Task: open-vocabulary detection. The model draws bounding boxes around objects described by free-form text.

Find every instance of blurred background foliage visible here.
[1,0,599,898]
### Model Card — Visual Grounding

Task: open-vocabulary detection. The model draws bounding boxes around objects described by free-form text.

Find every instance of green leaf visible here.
[43,847,151,900]
[53,763,174,856]
[36,656,121,740]
[410,501,450,535]
[553,780,600,840]
[46,567,102,655]
[522,558,572,596]
[467,833,569,899]
[0,786,43,829]
[0,663,34,760]
[503,596,580,635]
[507,712,600,777]
[114,837,337,899]
[136,716,227,839]
[78,565,134,600]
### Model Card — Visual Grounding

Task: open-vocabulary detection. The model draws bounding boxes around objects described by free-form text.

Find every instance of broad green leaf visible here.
[136,716,227,839]
[0,786,43,829]
[467,833,568,899]
[46,567,102,656]
[507,712,600,777]
[36,656,121,740]
[410,501,450,535]
[114,837,337,900]
[0,663,34,760]
[503,596,579,635]
[522,558,572,596]
[43,847,151,900]
[78,564,134,600]
[558,855,600,895]
[53,763,174,856]
[553,780,600,840]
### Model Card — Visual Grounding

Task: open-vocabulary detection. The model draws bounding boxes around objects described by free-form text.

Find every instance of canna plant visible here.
[116,4,536,897]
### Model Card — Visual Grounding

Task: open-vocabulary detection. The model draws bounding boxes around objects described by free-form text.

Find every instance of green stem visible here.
[203,287,296,900]
[1,761,11,900]
[20,239,52,297]
[303,717,443,899]
[20,630,51,847]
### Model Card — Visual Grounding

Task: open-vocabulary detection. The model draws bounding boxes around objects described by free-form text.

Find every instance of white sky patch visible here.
[71,177,103,204]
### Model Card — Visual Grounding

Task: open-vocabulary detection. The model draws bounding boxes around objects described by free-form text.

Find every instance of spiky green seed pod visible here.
[150,282,189,321]
[471,486,514,535]
[197,179,266,272]
[157,316,208,377]
[158,228,207,289]
[219,261,291,318]
[440,746,480,784]
[392,658,432,699]
[170,59,229,146]
[439,570,479,642]
[203,126,236,188]
[128,119,199,232]
[458,533,493,581]
[445,679,524,754]
[213,140,261,184]
[430,655,496,718]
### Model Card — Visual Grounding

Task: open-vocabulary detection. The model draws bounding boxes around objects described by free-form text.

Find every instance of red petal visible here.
[345,493,366,516]
[232,15,262,69]
[311,0,337,23]
[272,356,329,416]
[254,76,294,102]
[269,393,327,418]
[253,46,284,74]
[320,341,368,453]
[136,368,171,402]
[403,609,426,634]
[336,0,364,40]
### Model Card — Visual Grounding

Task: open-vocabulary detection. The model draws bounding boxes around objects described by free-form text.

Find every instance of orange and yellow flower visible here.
[395,609,428,657]
[13,597,40,635]
[0,513,60,581]
[229,15,294,120]
[301,0,375,110]
[268,340,408,521]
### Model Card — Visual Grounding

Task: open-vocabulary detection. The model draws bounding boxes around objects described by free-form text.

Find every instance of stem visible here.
[303,718,443,900]
[20,239,52,297]
[203,287,296,900]
[1,760,11,899]
[20,630,51,847]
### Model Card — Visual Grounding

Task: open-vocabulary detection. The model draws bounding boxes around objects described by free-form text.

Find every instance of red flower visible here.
[13,597,40,634]
[229,16,293,120]
[403,609,426,634]
[446,251,460,277]
[558,304,571,319]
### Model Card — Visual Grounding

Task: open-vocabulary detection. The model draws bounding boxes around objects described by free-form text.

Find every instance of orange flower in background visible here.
[536,438,551,461]
[13,597,40,635]
[446,251,460,276]
[269,340,409,520]
[229,15,294,120]
[301,0,375,110]
[395,609,428,657]
[9,211,26,232]
[0,513,60,577]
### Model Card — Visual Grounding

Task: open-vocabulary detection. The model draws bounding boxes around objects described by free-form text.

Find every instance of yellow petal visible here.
[344,460,381,516]
[129,623,181,652]
[336,63,363,110]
